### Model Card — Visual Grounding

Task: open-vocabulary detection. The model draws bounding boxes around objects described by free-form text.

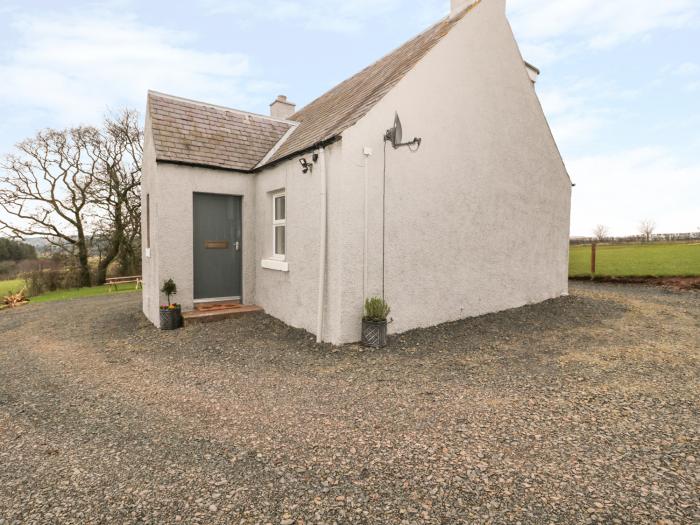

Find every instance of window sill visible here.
[261,259,289,272]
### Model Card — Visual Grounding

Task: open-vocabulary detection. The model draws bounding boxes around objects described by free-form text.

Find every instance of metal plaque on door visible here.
[205,240,229,249]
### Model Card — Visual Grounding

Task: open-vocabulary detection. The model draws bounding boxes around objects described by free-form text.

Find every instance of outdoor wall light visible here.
[299,158,312,173]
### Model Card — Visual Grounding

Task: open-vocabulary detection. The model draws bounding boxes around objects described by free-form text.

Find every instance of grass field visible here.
[0,279,24,297]
[4,243,699,306]
[0,278,139,306]
[570,243,700,277]
[30,284,139,303]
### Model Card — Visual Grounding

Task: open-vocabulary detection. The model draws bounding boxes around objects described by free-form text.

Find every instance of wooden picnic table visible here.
[105,276,142,292]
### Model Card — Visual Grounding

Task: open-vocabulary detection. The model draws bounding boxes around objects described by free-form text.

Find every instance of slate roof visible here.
[148,92,294,172]
[267,3,480,164]
[148,1,481,171]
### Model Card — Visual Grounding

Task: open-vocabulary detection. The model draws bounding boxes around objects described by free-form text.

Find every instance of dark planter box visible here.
[160,306,182,330]
[362,319,388,348]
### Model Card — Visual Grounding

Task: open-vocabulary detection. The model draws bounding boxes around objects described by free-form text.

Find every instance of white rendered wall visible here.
[254,143,343,341]
[145,163,256,321]
[141,113,160,325]
[336,0,571,341]
[142,140,344,341]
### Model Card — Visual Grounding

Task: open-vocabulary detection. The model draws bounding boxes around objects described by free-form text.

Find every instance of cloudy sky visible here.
[0,0,698,236]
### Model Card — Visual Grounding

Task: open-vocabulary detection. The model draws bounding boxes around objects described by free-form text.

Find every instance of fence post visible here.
[591,242,597,277]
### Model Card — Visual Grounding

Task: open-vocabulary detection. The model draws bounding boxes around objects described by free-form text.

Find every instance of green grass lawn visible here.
[0,279,24,297]
[30,284,139,303]
[1,278,139,305]
[570,243,700,277]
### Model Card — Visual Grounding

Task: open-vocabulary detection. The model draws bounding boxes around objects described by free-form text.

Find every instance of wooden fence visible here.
[570,232,700,246]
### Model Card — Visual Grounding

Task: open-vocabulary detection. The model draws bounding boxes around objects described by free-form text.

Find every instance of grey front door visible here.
[193,193,242,300]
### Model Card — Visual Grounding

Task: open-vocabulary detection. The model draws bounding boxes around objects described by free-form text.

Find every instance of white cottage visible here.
[141,0,571,344]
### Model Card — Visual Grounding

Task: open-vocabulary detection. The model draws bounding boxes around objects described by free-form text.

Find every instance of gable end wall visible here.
[335,0,571,341]
[141,110,160,324]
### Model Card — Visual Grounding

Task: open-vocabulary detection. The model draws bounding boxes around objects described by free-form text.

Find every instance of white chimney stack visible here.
[270,95,296,119]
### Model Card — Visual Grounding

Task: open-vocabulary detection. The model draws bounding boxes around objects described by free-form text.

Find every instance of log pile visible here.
[2,288,29,309]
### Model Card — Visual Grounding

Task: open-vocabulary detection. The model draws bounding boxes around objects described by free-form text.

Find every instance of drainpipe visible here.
[362,147,372,301]
[315,146,328,343]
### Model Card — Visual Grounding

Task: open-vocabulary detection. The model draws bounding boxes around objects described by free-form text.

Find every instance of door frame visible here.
[192,192,244,303]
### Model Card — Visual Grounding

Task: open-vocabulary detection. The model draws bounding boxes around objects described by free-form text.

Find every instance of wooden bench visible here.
[105,276,143,292]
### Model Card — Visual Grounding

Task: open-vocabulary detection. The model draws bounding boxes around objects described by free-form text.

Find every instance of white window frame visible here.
[272,191,286,261]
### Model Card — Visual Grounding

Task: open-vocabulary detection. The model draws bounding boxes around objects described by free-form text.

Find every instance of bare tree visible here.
[593,224,609,242]
[0,110,143,287]
[91,109,143,284]
[0,128,101,287]
[639,219,656,242]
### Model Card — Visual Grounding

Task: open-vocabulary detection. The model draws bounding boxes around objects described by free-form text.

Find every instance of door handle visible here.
[235,241,240,251]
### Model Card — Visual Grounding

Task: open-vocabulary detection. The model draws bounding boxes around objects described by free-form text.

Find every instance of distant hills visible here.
[23,237,52,249]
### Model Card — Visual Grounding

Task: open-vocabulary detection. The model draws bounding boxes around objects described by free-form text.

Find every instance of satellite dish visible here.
[385,111,421,150]
[392,112,403,147]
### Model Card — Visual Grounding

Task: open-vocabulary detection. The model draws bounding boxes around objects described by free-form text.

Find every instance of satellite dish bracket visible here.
[384,112,422,150]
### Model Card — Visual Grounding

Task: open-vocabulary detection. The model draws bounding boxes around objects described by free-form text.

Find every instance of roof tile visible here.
[265,4,479,164]
[148,94,293,171]
[147,2,480,171]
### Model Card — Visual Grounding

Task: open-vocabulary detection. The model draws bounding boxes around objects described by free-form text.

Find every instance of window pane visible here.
[274,195,286,221]
[274,226,286,255]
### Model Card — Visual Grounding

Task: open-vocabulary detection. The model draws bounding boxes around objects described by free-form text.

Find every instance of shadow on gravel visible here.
[393,294,627,348]
[4,288,630,373]
[83,292,633,375]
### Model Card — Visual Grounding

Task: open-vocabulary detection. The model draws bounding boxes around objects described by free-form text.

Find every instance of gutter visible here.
[155,159,252,174]
[254,136,341,172]
[155,135,342,175]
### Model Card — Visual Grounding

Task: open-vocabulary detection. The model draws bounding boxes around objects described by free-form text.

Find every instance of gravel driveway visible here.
[1,283,698,524]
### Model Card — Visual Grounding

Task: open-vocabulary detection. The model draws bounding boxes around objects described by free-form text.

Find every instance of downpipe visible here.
[363,147,372,301]
[315,147,327,343]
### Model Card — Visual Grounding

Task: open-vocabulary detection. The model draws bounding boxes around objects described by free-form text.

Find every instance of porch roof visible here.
[148,92,294,172]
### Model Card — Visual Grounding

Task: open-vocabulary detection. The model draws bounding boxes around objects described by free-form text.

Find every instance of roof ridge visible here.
[267,1,482,163]
[288,15,450,120]
[148,90,298,125]
[288,2,480,121]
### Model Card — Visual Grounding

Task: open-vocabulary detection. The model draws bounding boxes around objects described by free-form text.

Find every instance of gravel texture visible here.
[1,282,698,524]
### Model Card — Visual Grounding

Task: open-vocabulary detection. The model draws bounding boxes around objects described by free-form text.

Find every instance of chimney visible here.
[450,0,470,18]
[270,95,296,119]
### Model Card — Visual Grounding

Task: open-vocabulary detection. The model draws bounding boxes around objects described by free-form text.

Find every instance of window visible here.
[272,192,286,259]
[262,191,289,272]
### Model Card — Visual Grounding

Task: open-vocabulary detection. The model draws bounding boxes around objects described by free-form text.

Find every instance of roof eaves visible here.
[156,158,253,174]
[253,135,342,173]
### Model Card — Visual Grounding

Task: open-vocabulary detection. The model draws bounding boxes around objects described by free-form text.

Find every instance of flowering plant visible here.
[160,303,181,310]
